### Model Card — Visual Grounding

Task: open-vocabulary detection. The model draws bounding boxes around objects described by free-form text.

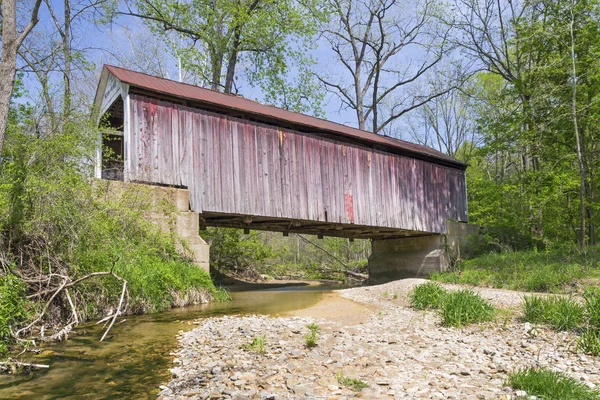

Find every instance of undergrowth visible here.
[431,247,600,293]
[0,118,226,353]
[506,367,600,400]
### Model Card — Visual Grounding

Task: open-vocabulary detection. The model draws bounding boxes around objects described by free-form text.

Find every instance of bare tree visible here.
[318,0,456,134]
[408,71,479,161]
[0,0,43,155]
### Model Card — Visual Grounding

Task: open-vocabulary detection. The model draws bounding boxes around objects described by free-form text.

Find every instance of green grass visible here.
[584,288,600,329]
[244,335,266,354]
[522,295,584,331]
[440,289,496,327]
[506,367,600,400]
[579,329,600,356]
[304,322,320,348]
[410,282,447,310]
[431,247,600,293]
[337,374,368,391]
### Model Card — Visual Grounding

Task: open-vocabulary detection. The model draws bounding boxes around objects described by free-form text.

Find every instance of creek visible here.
[0,283,342,400]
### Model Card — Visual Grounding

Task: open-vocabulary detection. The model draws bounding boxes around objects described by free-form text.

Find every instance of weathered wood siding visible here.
[128,95,467,234]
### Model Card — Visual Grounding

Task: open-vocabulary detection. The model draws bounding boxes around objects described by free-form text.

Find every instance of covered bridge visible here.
[93,65,471,280]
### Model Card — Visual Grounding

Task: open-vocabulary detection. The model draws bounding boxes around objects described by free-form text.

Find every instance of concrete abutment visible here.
[368,221,479,284]
[99,180,210,273]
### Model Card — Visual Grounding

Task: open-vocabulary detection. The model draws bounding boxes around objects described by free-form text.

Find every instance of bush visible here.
[410,282,447,310]
[506,367,600,400]
[440,289,495,327]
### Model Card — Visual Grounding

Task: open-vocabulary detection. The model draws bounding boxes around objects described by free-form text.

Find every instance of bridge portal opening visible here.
[100,96,124,181]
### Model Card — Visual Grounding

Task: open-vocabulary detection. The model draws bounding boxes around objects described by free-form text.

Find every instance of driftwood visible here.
[296,234,368,280]
[15,265,128,343]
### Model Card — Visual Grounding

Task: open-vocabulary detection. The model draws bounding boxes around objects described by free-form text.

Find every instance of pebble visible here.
[158,279,600,399]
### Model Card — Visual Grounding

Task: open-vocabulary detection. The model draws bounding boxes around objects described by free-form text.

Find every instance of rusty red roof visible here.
[103,65,466,169]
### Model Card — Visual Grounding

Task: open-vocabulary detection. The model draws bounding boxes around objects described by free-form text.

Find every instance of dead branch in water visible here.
[13,262,128,343]
[0,359,49,374]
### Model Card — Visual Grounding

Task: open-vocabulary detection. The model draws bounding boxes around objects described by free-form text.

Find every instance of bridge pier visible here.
[368,221,479,283]
[100,180,210,273]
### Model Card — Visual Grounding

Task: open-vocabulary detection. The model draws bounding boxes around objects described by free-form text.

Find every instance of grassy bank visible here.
[431,247,600,293]
[0,122,226,355]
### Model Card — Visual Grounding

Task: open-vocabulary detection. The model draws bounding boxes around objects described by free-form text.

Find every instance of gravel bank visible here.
[159,279,599,399]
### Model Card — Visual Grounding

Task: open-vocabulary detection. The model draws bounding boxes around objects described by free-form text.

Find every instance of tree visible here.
[119,0,326,100]
[407,69,479,161]
[0,0,43,155]
[317,0,456,134]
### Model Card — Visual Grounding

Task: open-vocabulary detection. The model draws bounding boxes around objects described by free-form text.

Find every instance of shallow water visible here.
[0,285,341,400]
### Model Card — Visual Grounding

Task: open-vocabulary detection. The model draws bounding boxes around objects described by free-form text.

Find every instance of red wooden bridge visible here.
[94,65,468,241]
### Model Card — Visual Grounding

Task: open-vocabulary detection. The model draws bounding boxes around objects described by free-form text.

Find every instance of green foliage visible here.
[579,329,600,356]
[0,274,31,354]
[203,227,274,277]
[336,374,368,391]
[0,117,224,342]
[522,296,584,331]
[244,335,266,354]
[506,367,600,400]
[410,282,447,310]
[439,289,495,328]
[523,295,546,324]
[304,322,319,348]
[431,247,600,293]
[256,234,370,282]
[584,287,600,330]
[136,0,328,113]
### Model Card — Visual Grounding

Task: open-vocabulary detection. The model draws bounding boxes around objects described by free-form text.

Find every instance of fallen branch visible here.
[15,270,128,342]
[100,279,127,342]
[296,235,368,280]
[0,359,49,373]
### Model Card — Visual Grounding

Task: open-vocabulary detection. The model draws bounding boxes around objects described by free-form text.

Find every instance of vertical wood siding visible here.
[129,95,468,234]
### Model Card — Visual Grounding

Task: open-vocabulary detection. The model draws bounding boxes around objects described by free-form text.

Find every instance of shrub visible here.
[506,367,600,400]
[410,282,447,310]
[440,289,495,327]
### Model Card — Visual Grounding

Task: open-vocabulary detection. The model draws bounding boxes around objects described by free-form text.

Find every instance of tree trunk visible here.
[224,27,241,94]
[0,0,19,156]
[569,1,586,248]
[63,0,72,119]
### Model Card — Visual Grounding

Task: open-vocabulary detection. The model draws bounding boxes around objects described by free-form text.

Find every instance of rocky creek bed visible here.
[158,279,600,399]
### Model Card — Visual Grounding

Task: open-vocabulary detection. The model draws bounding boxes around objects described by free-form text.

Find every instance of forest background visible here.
[1,0,599,352]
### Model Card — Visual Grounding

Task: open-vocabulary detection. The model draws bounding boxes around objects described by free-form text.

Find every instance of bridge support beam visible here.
[368,221,478,283]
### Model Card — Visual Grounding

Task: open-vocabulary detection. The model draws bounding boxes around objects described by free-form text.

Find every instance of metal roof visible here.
[102,65,466,169]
